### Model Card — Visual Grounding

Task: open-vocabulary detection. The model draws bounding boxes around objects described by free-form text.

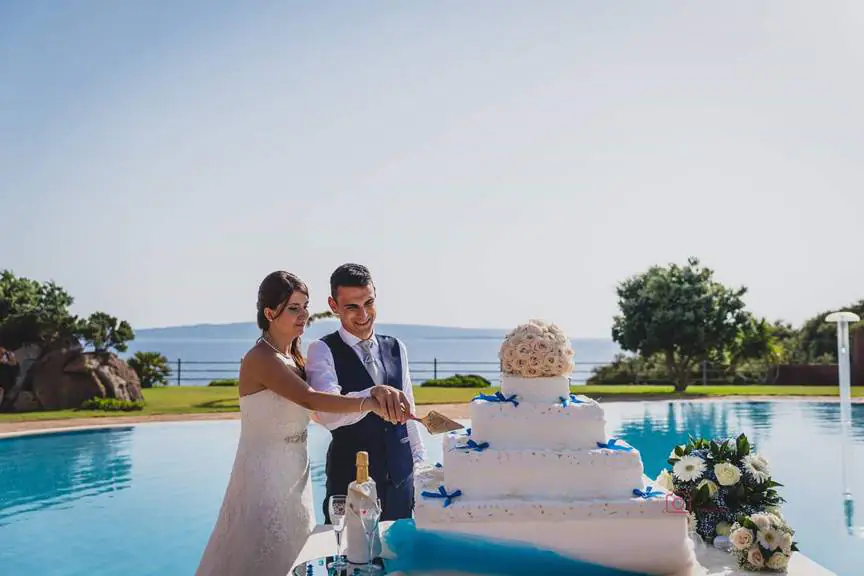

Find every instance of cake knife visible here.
[408,410,465,435]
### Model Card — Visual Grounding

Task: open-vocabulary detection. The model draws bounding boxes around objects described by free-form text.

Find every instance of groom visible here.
[307,263,427,523]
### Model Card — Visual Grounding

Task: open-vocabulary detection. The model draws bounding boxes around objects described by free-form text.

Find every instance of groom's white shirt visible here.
[306,325,427,465]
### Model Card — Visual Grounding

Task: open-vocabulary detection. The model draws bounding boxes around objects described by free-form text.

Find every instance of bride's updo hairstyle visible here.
[256,271,308,372]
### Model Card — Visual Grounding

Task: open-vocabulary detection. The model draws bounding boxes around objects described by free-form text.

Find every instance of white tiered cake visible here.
[412,320,696,575]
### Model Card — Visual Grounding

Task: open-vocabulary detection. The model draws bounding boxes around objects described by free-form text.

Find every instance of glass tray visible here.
[292,555,388,575]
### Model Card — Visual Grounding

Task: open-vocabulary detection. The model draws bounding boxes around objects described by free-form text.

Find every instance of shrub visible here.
[587,353,674,384]
[209,379,239,387]
[80,397,144,411]
[420,374,490,388]
[128,351,171,388]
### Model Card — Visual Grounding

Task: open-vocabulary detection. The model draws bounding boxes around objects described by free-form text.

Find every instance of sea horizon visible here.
[125,320,623,385]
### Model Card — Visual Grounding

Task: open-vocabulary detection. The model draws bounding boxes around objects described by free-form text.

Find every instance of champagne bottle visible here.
[345,451,382,564]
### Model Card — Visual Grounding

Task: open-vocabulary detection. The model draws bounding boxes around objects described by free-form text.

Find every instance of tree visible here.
[725,315,780,372]
[307,311,334,325]
[79,312,135,354]
[611,257,752,391]
[777,301,864,364]
[0,270,82,348]
[128,351,171,388]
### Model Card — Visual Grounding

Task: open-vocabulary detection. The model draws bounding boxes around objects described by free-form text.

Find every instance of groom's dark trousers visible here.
[320,332,415,524]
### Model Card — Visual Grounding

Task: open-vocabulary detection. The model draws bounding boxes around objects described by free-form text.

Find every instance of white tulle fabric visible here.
[195,369,314,576]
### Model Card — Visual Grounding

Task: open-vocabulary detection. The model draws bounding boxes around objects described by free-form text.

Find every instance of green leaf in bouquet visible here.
[740,516,758,531]
[791,542,800,552]
[674,445,686,457]
[736,433,750,457]
[710,439,720,456]
[692,483,714,506]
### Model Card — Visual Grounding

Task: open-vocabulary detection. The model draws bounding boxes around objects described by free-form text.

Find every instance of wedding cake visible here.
[411,320,696,575]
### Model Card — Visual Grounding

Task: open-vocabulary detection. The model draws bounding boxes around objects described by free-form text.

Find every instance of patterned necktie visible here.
[358,339,382,385]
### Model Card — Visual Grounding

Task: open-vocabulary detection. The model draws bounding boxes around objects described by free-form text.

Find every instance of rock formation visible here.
[0,344,143,412]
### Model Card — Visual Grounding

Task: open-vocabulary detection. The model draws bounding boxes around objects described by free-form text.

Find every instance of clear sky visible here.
[2,1,863,338]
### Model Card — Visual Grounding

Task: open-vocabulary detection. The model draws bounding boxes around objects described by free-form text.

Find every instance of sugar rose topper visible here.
[499,319,574,378]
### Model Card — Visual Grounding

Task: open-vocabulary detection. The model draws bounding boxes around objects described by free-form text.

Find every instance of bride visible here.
[195,271,410,576]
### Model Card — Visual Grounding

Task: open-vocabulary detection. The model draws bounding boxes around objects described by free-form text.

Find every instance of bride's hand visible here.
[369,385,410,424]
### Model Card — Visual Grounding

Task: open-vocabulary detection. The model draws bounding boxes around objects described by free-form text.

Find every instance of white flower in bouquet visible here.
[751,513,772,532]
[780,532,793,555]
[743,453,771,483]
[766,552,789,570]
[766,505,784,519]
[747,548,765,568]
[713,462,742,486]
[673,455,706,482]
[757,527,781,551]
[655,469,675,491]
[730,527,754,550]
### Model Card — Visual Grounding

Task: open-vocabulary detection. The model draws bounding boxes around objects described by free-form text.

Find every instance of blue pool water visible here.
[1,400,863,575]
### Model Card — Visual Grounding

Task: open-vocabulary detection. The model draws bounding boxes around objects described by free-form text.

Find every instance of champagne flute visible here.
[358,498,382,574]
[327,496,348,571]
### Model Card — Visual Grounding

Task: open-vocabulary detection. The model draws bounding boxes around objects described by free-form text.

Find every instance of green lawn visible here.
[0,384,859,424]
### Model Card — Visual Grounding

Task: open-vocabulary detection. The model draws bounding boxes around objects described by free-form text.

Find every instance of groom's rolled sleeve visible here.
[399,340,427,466]
[306,339,371,430]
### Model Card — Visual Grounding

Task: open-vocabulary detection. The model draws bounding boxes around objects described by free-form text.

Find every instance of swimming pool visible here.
[1,400,861,575]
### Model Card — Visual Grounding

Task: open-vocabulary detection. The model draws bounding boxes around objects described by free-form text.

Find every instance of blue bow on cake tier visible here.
[453,439,490,452]
[473,391,520,407]
[632,486,664,499]
[420,485,463,508]
[558,393,586,407]
[596,439,633,451]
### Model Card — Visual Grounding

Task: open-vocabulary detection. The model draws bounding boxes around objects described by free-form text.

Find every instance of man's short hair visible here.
[330,263,373,299]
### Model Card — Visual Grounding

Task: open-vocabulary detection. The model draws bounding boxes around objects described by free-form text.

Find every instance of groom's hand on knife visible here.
[369,385,411,424]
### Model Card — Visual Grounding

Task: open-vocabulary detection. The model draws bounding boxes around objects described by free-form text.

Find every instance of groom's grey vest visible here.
[321,332,414,494]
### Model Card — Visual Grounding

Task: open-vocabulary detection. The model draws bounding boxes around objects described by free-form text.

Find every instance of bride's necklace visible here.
[259,334,290,359]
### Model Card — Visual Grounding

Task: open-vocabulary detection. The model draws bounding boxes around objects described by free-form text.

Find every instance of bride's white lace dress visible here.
[195,371,315,576]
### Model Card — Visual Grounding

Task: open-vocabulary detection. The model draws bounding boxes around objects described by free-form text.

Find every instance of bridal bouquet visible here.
[499,319,574,378]
[729,512,798,571]
[655,433,785,543]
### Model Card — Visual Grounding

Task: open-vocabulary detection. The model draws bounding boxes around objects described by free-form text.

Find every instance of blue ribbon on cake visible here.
[633,486,664,499]
[382,519,651,575]
[559,393,586,407]
[420,485,462,508]
[596,439,633,451]
[454,439,490,452]
[474,391,520,407]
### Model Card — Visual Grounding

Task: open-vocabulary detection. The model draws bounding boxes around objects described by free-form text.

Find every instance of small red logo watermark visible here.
[665,494,688,514]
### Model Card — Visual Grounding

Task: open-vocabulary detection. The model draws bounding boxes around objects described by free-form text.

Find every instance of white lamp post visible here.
[825,311,859,535]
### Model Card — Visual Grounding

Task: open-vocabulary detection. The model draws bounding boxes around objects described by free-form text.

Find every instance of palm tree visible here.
[307,311,335,326]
